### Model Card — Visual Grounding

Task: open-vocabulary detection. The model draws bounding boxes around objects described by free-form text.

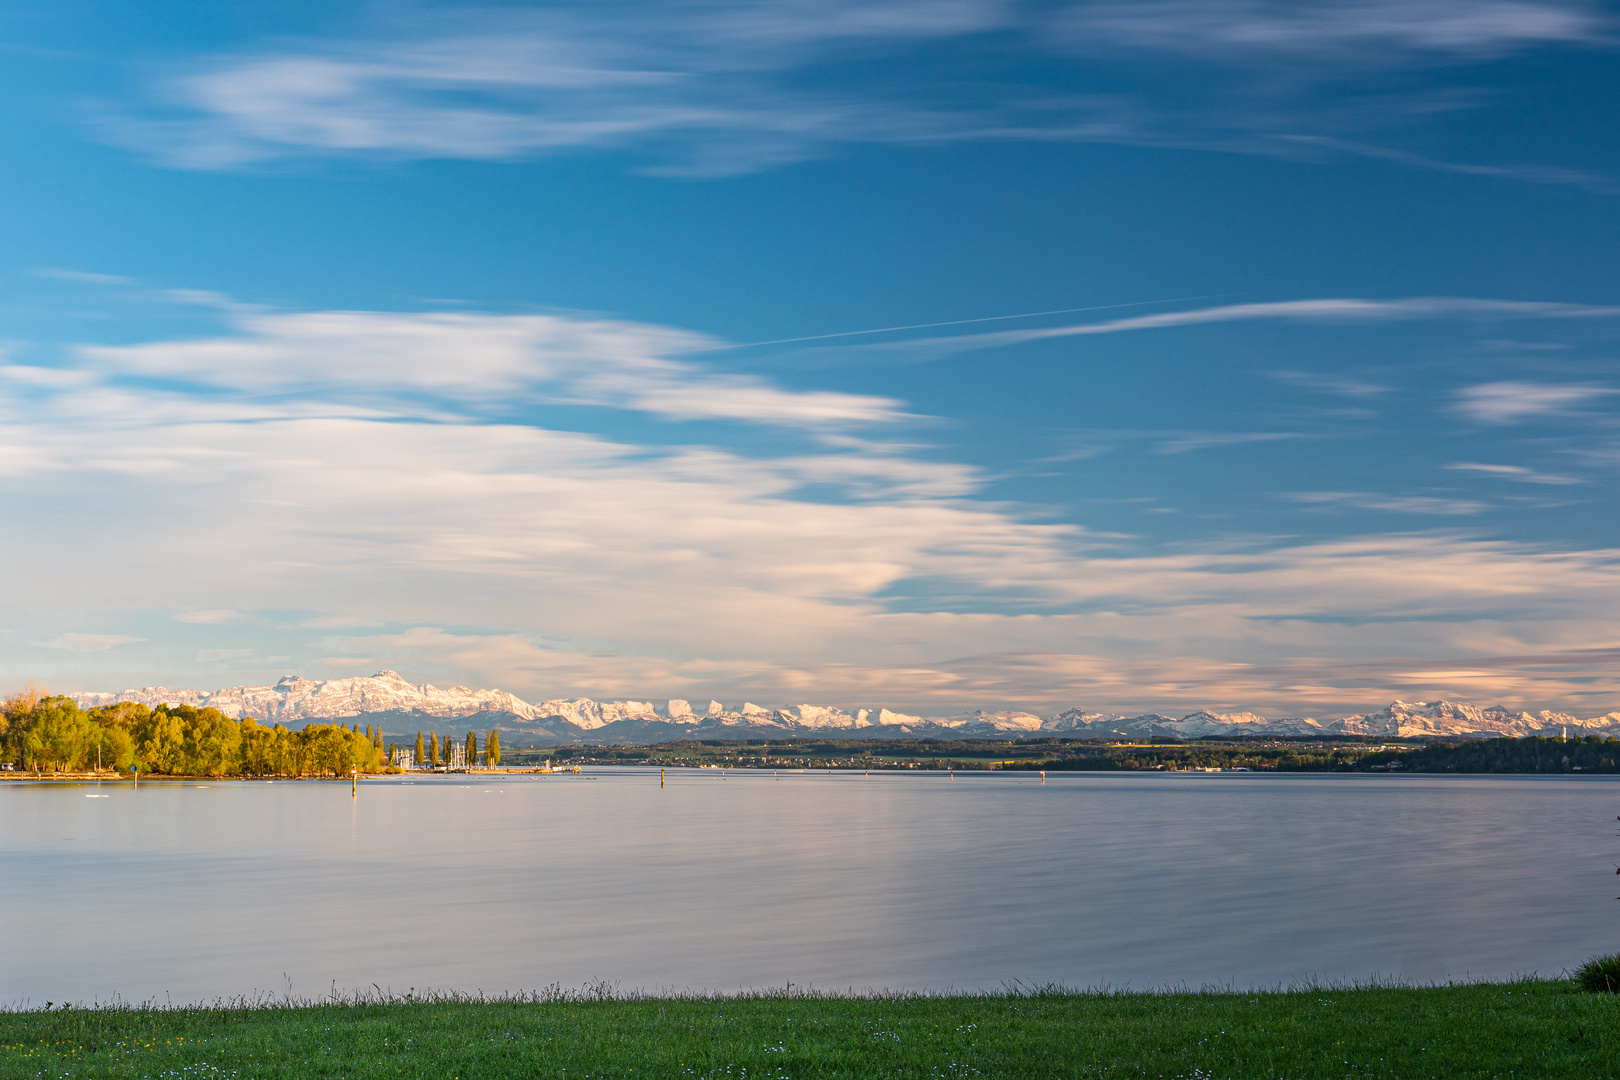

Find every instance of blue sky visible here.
[3,0,1620,717]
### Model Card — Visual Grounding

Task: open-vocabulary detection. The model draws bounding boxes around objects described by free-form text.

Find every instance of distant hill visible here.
[72,669,1620,744]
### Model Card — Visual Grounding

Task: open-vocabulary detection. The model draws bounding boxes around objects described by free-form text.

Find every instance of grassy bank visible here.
[3,980,1617,1078]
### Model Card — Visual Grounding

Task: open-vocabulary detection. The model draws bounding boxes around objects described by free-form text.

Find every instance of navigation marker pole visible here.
[1041,770,1046,785]
[661,768,665,789]
[352,767,357,799]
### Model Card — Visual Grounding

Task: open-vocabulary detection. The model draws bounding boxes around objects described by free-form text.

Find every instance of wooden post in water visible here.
[661,768,665,789]
[1041,770,1046,785]
[351,767,357,798]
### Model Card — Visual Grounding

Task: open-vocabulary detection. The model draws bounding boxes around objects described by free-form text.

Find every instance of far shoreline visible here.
[6,762,1619,781]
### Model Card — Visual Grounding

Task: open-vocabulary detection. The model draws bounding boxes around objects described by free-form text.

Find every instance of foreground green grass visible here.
[2,981,1617,1079]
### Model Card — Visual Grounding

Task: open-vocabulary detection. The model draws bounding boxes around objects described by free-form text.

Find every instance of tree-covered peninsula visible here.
[0,687,385,777]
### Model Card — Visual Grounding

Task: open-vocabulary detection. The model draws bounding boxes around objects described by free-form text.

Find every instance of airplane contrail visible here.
[702,294,1234,351]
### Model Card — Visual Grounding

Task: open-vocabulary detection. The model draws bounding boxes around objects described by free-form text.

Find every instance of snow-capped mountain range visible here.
[70,669,1620,744]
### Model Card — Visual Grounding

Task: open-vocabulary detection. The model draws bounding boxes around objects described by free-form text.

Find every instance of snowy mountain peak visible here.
[68,672,1620,742]
[76,669,550,726]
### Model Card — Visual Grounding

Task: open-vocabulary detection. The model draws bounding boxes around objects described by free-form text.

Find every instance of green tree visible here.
[466,731,478,767]
[92,723,135,772]
[138,710,189,774]
[238,719,282,776]
[187,707,243,776]
[430,731,440,765]
[415,731,425,766]
[0,696,402,779]
[486,729,500,767]
[33,698,93,771]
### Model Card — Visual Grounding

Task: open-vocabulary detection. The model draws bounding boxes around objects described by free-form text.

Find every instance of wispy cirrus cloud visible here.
[1271,370,1393,397]
[173,609,246,624]
[1157,431,1303,454]
[34,634,144,652]
[1446,461,1580,484]
[1285,491,1490,515]
[102,1,1612,180]
[1453,380,1620,423]
[1050,1,1605,62]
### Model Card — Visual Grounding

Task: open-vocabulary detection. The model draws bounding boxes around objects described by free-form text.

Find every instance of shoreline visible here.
[0,767,561,783]
[7,763,1619,781]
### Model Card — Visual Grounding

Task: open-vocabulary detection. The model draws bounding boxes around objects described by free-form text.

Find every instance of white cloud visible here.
[1271,370,1393,397]
[35,634,144,652]
[0,365,96,391]
[1157,431,1302,454]
[1286,491,1489,515]
[1454,380,1618,424]
[174,609,244,623]
[32,267,140,286]
[1446,462,1579,484]
[105,2,1608,179]
[302,615,385,629]
[84,309,905,427]
[118,4,1014,172]
[1051,2,1603,62]
[11,300,1620,713]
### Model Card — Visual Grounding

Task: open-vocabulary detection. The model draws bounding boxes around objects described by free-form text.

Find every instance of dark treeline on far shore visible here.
[503,734,1620,774]
[0,686,386,777]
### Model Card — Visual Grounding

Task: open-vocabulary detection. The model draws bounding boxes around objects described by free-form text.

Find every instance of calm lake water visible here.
[2,769,1616,1005]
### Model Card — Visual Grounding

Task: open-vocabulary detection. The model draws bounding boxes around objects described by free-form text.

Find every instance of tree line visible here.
[401,728,500,768]
[1,686,385,777]
[1361,735,1620,773]
[521,734,1620,774]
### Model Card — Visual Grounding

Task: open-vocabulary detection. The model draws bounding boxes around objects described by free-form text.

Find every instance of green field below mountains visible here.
[3,980,1618,1079]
